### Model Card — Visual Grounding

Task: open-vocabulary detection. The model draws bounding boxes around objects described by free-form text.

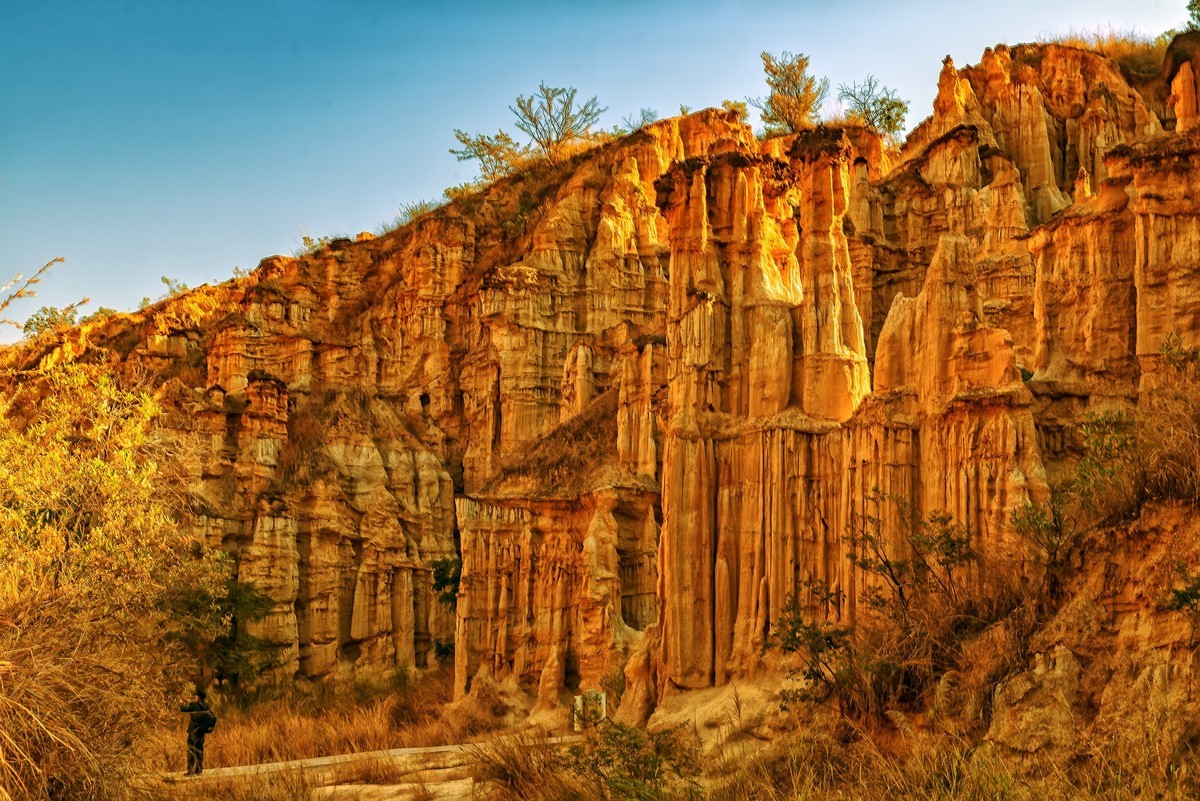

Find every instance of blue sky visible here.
[0,0,1186,338]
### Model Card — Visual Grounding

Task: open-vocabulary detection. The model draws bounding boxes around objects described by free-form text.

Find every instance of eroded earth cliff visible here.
[10,37,1200,740]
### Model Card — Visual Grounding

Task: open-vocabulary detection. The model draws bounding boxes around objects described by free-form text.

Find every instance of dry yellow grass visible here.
[1040,27,1173,83]
[0,596,187,801]
[147,667,506,773]
[707,723,1200,801]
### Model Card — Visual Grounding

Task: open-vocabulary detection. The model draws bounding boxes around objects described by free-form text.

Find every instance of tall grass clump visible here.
[153,666,505,771]
[1139,333,1200,504]
[710,722,1200,800]
[710,728,1029,801]
[376,199,445,235]
[472,733,590,801]
[1011,332,1200,592]
[473,721,700,801]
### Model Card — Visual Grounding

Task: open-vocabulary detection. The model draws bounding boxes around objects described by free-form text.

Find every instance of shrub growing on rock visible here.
[773,491,1024,721]
[837,74,909,145]
[511,83,607,166]
[750,50,829,135]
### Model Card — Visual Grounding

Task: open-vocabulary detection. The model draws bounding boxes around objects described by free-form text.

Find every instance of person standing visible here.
[179,688,217,776]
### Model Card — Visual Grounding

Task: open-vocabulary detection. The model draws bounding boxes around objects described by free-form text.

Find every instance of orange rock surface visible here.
[8,39,1200,728]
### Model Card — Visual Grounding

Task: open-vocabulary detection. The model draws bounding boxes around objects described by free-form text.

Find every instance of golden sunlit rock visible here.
[7,38,1200,763]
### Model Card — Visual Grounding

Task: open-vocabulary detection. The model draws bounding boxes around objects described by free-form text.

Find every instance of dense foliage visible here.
[0,361,224,800]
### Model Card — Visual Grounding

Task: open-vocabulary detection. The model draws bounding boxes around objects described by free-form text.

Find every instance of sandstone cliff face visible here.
[11,112,749,683]
[868,44,1161,370]
[11,39,1200,727]
[453,486,658,703]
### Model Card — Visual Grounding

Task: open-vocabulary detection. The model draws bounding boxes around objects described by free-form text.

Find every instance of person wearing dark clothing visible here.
[180,688,217,776]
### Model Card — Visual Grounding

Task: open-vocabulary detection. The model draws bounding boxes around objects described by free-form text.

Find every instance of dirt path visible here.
[156,736,581,800]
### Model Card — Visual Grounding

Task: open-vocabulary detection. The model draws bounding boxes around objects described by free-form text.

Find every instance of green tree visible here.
[161,275,189,296]
[510,83,606,165]
[450,129,527,182]
[167,576,283,688]
[721,98,749,124]
[450,83,605,183]
[431,556,462,608]
[773,579,855,711]
[750,50,829,134]
[1011,491,1079,606]
[1189,0,1200,31]
[837,74,910,144]
[21,305,78,337]
[0,363,221,614]
[81,306,117,324]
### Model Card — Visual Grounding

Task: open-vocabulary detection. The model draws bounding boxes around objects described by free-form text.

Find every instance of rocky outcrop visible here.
[987,503,1200,765]
[1166,32,1200,133]
[9,37,1200,732]
[653,132,878,690]
[453,486,658,703]
[867,44,1161,370]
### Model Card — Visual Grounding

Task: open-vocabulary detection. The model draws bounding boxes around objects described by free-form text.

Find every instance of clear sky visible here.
[0,0,1186,338]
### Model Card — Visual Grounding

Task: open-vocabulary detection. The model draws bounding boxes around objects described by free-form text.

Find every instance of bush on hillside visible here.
[837,74,909,145]
[721,98,749,124]
[139,275,190,309]
[511,83,607,165]
[452,82,607,185]
[1013,331,1200,587]
[473,722,700,801]
[1139,332,1200,504]
[450,129,529,182]
[773,491,1026,721]
[21,305,78,337]
[0,362,223,800]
